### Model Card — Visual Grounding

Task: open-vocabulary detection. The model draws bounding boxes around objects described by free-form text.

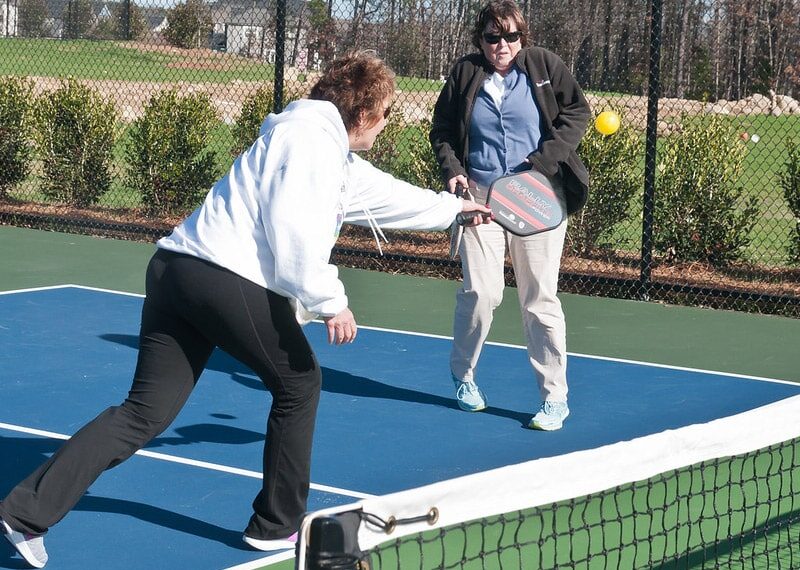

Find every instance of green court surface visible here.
[2,225,798,383]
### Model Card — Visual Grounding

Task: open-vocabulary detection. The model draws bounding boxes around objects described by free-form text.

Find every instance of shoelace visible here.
[541,402,566,415]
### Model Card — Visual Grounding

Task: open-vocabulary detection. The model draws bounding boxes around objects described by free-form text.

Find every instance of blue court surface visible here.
[2,285,799,569]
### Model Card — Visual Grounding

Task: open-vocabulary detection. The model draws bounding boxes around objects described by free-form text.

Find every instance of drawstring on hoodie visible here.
[354,189,389,256]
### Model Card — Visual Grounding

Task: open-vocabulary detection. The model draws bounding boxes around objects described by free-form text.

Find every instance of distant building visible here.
[209,0,308,63]
[1,0,19,37]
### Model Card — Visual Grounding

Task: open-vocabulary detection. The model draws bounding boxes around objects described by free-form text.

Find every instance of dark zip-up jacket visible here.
[430,46,591,214]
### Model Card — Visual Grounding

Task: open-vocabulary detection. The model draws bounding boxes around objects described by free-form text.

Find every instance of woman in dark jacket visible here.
[430,0,591,430]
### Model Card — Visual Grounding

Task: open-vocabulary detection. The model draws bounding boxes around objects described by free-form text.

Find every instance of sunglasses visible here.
[483,31,522,44]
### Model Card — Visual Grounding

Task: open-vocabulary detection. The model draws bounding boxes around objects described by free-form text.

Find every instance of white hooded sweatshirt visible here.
[158,99,462,321]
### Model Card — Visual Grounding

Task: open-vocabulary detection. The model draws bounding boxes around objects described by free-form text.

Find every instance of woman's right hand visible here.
[458,199,493,226]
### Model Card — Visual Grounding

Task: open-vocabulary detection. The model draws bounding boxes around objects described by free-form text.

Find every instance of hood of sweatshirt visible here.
[260,98,391,255]
[259,99,349,164]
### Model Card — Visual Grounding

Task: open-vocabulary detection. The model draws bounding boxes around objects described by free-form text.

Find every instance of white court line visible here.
[355,323,800,385]
[61,283,145,298]
[0,284,79,295]
[2,283,795,386]
[0,418,371,570]
[222,550,296,570]
[0,419,363,569]
[0,284,145,298]
[0,422,375,501]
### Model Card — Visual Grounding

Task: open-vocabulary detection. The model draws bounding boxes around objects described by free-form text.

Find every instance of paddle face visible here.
[486,171,566,236]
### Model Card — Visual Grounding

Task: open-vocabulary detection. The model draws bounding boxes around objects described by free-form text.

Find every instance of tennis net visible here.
[296,394,800,569]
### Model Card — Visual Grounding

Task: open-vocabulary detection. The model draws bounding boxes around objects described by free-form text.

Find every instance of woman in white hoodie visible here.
[0,51,491,568]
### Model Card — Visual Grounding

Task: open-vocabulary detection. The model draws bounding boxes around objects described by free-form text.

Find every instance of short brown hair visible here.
[471,0,530,50]
[308,50,396,133]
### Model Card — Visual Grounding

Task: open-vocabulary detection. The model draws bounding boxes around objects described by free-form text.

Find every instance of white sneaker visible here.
[452,376,487,412]
[529,401,570,431]
[242,531,298,551]
[1,517,48,568]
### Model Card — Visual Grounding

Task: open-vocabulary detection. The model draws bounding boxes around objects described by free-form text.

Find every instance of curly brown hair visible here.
[471,0,530,50]
[308,50,396,133]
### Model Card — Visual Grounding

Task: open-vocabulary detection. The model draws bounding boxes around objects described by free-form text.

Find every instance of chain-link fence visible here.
[1,0,798,316]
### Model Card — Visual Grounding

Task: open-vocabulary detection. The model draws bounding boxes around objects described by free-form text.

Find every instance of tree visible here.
[164,0,212,49]
[94,1,148,40]
[18,0,49,37]
[116,1,148,40]
[62,0,95,39]
[306,0,336,64]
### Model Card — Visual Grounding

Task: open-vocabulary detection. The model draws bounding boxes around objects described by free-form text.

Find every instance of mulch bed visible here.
[2,199,798,316]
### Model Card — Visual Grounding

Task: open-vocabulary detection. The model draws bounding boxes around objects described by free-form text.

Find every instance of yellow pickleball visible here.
[595,111,621,135]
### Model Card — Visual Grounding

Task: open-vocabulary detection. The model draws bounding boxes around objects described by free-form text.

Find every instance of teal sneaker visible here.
[452,375,487,412]
[529,401,569,431]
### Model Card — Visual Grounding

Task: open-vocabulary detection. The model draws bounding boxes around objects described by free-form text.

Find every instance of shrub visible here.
[570,110,642,255]
[34,80,117,207]
[124,89,220,216]
[0,76,35,197]
[652,115,758,265]
[780,139,800,264]
[363,115,441,191]
[231,85,303,157]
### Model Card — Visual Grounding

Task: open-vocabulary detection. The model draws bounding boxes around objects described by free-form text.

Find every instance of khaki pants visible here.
[451,187,568,403]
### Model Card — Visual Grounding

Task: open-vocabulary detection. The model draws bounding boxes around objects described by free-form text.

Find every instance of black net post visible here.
[640,0,663,302]
[302,516,347,570]
[299,512,367,569]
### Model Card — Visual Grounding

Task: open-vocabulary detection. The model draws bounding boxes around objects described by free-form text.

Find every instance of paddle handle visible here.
[456,212,483,225]
[454,183,492,226]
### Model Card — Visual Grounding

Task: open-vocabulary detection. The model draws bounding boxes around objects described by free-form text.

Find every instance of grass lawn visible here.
[0,37,443,91]
[3,37,798,268]
[0,38,276,83]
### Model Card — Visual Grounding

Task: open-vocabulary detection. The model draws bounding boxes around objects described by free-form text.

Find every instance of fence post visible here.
[123,0,131,40]
[640,0,662,302]
[273,0,286,113]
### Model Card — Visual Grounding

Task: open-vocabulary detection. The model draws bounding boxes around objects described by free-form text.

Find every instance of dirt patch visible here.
[112,41,232,59]
[164,61,229,70]
[2,199,797,315]
[21,42,798,128]
[22,74,701,128]
[26,75,273,124]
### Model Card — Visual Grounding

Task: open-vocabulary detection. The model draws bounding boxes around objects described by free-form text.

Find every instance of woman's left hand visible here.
[324,308,357,345]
